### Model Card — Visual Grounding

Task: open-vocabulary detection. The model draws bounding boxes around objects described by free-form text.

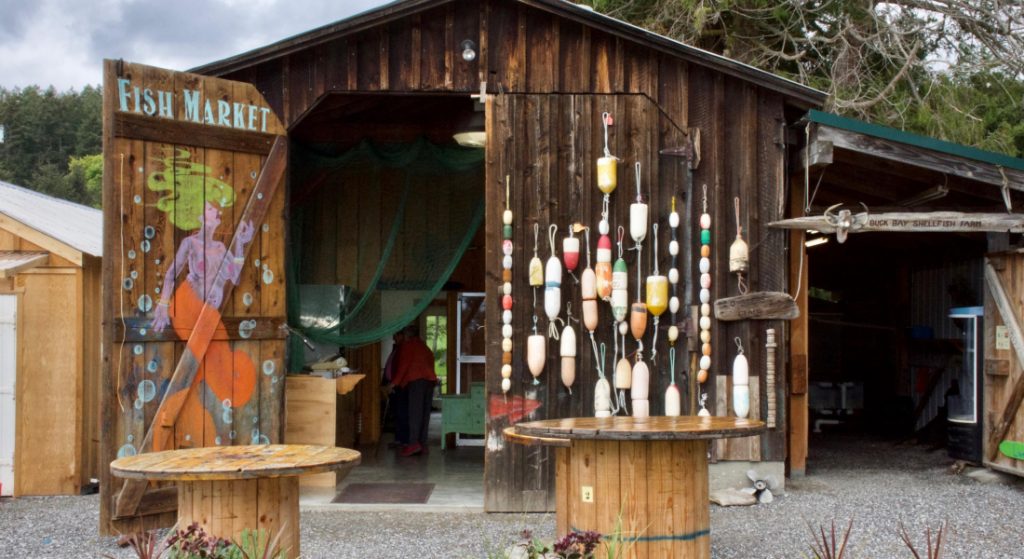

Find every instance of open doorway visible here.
[806,231,986,459]
[286,93,487,507]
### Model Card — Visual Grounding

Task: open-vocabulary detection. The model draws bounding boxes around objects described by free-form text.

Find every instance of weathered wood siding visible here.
[984,254,1024,476]
[207,0,798,511]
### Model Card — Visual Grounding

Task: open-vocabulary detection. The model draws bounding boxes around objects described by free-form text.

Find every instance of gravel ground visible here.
[2,435,1023,558]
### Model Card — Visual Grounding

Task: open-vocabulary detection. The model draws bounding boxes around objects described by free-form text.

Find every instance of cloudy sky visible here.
[0,0,390,91]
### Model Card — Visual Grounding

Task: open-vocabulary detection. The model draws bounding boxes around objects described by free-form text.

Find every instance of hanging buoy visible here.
[527,330,546,385]
[545,224,562,339]
[614,356,632,390]
[630,302,648,341]
[629,163,648,244]
[631,359,650,418]
[501,176,514,397]
[729,196,749,273]
[563,226,580,273]
[646,222,668,363]
[582,270,599,333]
[560,308,577,394]
[733,337,750,418]
[595,376,612,418]
[665,347,681,416]
[646,275,668,317]
[595,232,613,300]
[529,223,543,288]
[597,112,617,194]
[611,227,628,323]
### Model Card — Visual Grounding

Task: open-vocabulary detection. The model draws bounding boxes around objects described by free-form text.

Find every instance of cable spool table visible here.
[111,444,361,558]
[506,416,765,559]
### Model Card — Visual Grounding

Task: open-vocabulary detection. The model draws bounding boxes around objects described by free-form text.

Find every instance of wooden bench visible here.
[439,381,485,449]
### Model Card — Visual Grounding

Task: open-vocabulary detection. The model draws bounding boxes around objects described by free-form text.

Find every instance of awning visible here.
[0,251,48,278]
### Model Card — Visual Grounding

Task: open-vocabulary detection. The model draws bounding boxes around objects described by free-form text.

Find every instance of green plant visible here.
[230,527,288,559]
[599,514,636,559]
[807,519,853,559]
[899,521,946,559]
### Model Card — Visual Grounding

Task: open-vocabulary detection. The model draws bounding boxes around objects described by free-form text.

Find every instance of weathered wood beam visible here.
[983,260,1024,462]
[113,113,278,154]
[115,316,288,343]
[818,124,1024,191]
[770,212,1024,234]
[0,251,48,278]
[714,292,799,321]
[799,138,832,170]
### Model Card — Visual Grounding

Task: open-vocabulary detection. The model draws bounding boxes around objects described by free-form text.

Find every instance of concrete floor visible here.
[300,412,487,511]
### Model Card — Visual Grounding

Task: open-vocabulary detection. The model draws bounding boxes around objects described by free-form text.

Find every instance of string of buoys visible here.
[628,163,650,418]
[665,196,682,416]
[500,176,514,396]
[698,184,712,387]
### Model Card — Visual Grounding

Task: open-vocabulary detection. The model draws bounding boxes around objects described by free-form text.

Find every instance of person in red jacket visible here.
[387,323,438,456]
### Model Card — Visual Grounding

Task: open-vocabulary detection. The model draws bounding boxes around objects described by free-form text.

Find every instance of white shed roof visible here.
[0,180,103,257]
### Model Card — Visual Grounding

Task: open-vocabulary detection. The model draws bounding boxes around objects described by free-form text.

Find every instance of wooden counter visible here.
[507,416,765,559]
[284,374,365,487]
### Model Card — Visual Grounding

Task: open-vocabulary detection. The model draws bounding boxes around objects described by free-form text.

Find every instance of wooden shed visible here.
[0,180,102,496]
[101,0,828,532]
[771,110,1024,478]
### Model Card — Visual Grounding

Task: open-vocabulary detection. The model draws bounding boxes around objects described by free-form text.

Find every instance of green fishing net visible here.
[286,138,484,368]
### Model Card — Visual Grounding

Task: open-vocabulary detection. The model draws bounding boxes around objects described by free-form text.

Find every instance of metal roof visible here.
[191,0,826,107]
[0,180,103,257]
[807,109,1024,172]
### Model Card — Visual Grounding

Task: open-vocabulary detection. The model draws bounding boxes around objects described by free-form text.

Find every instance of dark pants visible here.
[406,379,435,446]
[392,387,409,445]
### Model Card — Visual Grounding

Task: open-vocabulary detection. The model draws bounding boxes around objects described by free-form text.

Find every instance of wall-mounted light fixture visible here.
[805,236,829,248]
[460,40,477,62]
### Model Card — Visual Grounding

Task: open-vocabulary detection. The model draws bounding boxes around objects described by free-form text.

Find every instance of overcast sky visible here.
[0,0,390,91]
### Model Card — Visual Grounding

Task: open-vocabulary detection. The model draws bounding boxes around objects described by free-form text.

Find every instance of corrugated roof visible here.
[191,0,826,107]
[0,180,103,257]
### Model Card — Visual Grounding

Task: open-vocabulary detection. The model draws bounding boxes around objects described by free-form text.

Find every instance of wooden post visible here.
[788,180,809,477]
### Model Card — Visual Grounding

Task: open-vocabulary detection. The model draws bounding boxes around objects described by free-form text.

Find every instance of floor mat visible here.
[332,482,435,504]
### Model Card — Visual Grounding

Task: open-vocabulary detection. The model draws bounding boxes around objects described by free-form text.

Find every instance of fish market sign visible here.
[116,78,273,133]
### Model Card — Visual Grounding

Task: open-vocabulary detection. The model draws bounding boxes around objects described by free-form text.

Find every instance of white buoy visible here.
[560,320,577,394]
[733,337,750,419]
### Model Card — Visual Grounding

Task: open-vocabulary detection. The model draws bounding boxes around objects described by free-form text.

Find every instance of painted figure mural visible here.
[147,148,258,451]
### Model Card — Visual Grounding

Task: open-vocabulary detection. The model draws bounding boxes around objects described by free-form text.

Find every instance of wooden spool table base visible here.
[507,416,764,559]
[111,444,360,558]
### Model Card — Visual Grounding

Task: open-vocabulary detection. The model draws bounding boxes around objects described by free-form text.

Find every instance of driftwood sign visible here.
[714,292,799,321]
[769,211,1024,234]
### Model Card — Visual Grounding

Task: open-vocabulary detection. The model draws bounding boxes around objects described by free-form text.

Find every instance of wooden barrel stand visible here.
[555,439,710,558]
[508,416,764,559]
[111,445,360,559]
[177,477,300,558]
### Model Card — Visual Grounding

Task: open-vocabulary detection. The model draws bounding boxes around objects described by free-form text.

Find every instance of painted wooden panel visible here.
[101,61,286,535]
